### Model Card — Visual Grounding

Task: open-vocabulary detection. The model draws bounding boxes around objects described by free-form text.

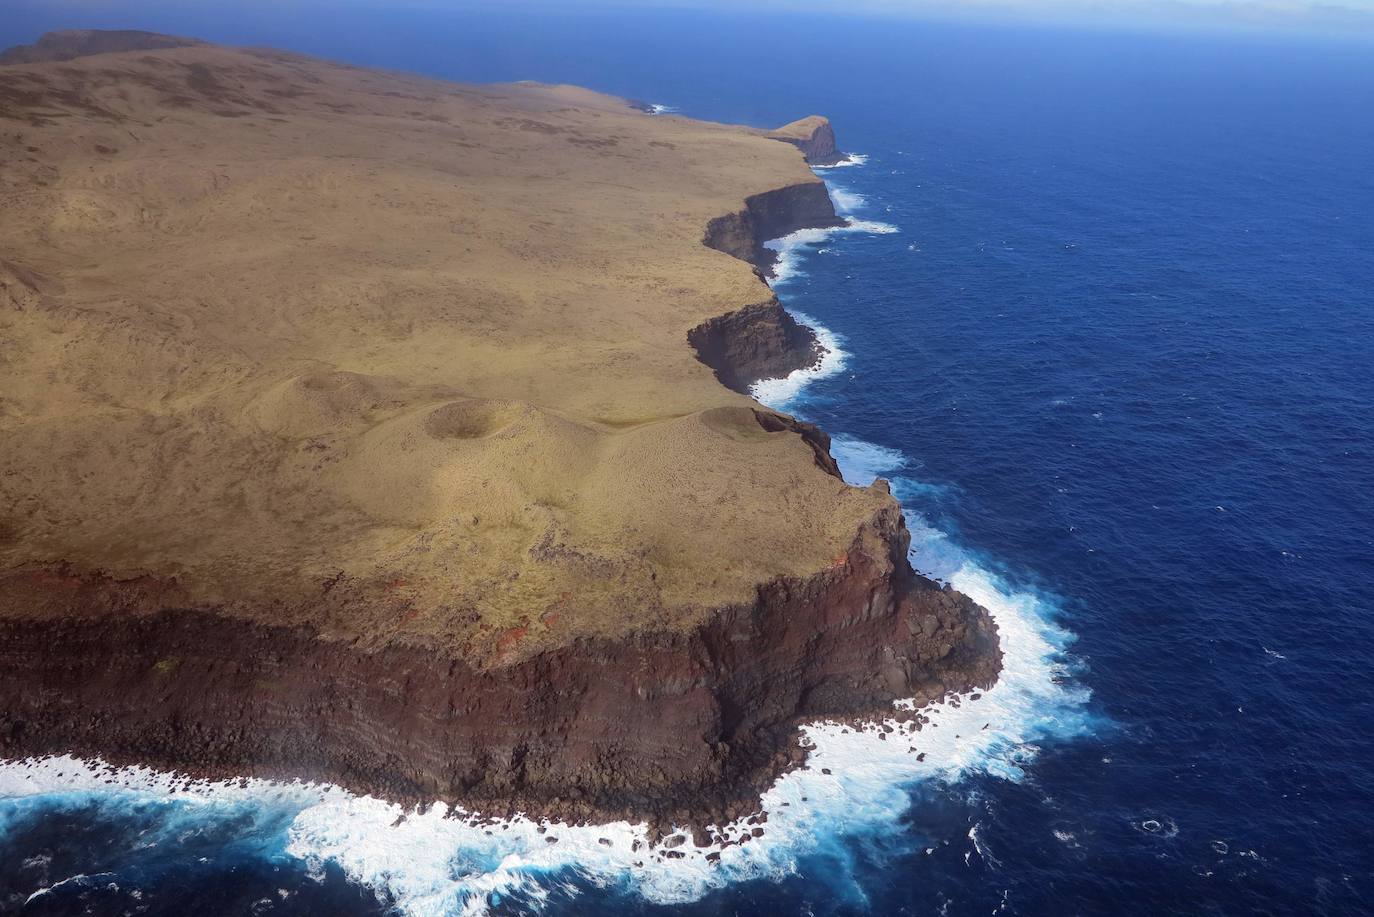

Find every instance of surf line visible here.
[746,152,1095,867]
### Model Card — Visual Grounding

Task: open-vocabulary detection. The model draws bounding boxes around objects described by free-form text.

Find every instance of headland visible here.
[0,30,1000,830]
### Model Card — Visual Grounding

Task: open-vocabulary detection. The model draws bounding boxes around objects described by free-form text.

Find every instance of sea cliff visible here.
[0,31,1000,829]
[0,507,998,830]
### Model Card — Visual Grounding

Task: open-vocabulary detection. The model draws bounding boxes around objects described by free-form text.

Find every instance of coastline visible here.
[2,227,1082,909]
[0,177,1000,830]
[0,512,999,834]
[0,34,1001,838]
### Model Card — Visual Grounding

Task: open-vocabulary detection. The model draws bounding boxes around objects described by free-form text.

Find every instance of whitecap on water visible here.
[829,186,867,214]
[765,174,897,285]
[0,563,1092,917]
[829,434,908,485]
[766,226,841,284]
[745,207,1094,899]
[765,219,898,285]
[3,379,1094,917]
[814,153,870,169]
[1134,816,1179,839]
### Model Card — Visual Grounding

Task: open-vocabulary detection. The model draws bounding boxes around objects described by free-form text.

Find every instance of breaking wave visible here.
[766,177,897,284]
[749,310,847,405]
[766,220,898,284]
[814,152,869,169]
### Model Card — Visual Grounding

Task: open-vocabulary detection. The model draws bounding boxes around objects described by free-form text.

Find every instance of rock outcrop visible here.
[688,301,820,393]
[766,115,845,166]
[692,177,839,394]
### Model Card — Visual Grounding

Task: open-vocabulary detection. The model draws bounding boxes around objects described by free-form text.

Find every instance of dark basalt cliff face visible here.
[688,301,821,393]
[703,180,844,274]
[752,409,843,478]
[0,504,998,830]
[693,179,846,393]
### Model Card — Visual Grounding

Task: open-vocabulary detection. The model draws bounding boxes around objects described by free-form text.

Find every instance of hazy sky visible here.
[287,0,1374,37]
[570,0,1374,35]
[19,0,1374,37]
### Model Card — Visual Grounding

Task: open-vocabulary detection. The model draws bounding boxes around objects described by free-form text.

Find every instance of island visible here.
[0,31,1000,831]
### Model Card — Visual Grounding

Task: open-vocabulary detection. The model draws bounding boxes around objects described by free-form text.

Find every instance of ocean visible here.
[3,6,1373,915]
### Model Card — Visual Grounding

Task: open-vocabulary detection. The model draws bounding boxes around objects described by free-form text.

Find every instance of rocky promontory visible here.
[766,115,846,165]
[0,32,999,827]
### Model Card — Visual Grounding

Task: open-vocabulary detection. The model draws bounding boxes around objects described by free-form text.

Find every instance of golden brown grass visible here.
[0,44,891,662]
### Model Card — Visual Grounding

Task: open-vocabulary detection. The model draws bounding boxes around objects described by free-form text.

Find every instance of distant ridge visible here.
[0,29,204,65]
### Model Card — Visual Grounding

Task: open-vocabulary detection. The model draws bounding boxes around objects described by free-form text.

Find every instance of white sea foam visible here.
[0,146,1090,917]
[766,226,839,284]
[765,219,897,285]
[829,186,867,214]
[749,311,846,405]
[287,542,1088,909]
[830,434,908,485]
[0,460,1090,917]
[647,103,676,115]
[814,153,869,169]
[764,175,897,285]
[740,193,1093,897]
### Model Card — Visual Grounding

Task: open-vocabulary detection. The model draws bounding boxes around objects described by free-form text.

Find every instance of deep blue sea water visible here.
[3,6,1373,915]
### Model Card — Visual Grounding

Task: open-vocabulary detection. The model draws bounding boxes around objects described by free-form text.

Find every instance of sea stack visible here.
[0,32,1000,828]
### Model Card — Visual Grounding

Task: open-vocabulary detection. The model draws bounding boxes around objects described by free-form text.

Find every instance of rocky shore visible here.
[0,32,1001,830]
[0,509,998,832]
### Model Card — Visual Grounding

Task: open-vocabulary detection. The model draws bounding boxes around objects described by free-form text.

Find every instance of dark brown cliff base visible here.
[688,302,821,393]
[0,504,998,831]
[703,180,844,274]
[692,179,845,391]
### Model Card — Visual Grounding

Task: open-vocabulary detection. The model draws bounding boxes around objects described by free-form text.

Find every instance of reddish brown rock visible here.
[0,500,998,826]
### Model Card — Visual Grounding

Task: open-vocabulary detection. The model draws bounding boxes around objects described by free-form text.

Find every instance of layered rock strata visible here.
[0,508,998,828]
